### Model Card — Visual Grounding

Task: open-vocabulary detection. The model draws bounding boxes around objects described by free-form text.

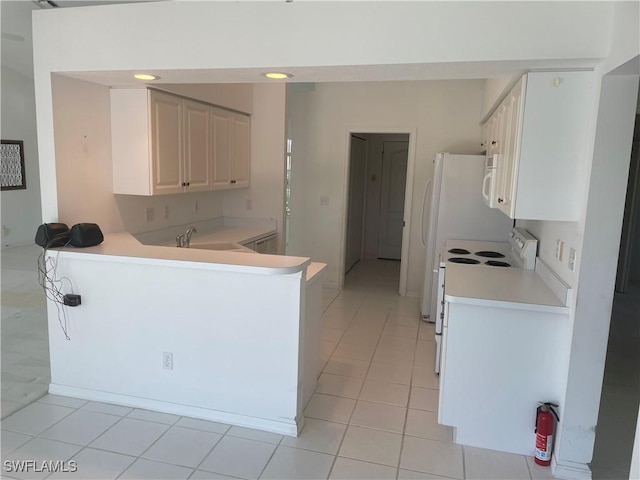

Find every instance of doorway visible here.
[344,132,410,289]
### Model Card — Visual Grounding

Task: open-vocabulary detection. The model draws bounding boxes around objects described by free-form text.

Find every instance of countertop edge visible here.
[50,232,312,276]
[444,292,570,314]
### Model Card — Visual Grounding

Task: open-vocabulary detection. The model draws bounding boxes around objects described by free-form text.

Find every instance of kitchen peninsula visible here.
[45,230,325,437]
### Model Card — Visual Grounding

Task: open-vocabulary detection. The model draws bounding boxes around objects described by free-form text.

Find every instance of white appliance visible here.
[421,153,514,323]
[481,154,500,208]
[432,227,539,373]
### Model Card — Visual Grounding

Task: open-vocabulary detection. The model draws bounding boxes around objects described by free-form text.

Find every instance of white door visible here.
[378,141,408,260]
[345,135,367,273]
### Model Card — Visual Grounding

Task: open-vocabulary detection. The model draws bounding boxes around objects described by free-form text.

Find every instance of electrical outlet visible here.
[145,207,155,222]
[556,239,564,261]
[568,247,577,272]
[246,199,252,211]
[162,352,173,370]
[320,196,330,206]
[163,205,170,220]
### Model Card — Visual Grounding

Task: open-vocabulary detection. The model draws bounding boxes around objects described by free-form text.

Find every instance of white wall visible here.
[287,81,485,291]
[1,66,41,246]
[555,72,638,476]
[222,84,287,253]
[48,252,306,435]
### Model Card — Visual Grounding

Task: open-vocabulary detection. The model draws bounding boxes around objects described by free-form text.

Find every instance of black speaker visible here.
[69,223,104,247]
[35,223,70,248]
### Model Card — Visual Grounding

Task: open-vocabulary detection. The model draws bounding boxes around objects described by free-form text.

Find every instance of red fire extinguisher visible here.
[534,402,560,466]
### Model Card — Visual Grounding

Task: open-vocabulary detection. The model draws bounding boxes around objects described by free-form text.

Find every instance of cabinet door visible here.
[480,121,489,153]
[211,107,232,188]
[498,77,525,217]
[230,113,250,188]
[150,91,184,194]
[183,100,210,192]
[487,113,495,154]
[492,103,507,154]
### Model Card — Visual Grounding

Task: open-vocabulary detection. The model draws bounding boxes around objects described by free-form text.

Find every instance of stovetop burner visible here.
[448,248,471,255]
[449,257,481,264]
[475,251,506,258]
[485,260,511,267]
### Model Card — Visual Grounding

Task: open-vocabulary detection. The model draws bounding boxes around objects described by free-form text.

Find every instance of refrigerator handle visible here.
[421,178,432,246]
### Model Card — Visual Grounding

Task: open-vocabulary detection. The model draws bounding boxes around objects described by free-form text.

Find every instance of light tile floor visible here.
[1,249,638,479]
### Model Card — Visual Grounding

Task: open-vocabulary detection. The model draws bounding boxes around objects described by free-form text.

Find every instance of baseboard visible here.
[552,456,592,480]
[49,384,299,437]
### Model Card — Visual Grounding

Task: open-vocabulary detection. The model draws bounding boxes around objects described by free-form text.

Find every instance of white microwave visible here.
[482,154,500,208]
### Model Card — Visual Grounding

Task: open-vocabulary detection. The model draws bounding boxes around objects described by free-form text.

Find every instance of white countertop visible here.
[53,232,312,276]
[444,263,569,314]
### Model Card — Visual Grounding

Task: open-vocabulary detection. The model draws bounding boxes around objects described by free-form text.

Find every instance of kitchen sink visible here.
[187,242,254,253]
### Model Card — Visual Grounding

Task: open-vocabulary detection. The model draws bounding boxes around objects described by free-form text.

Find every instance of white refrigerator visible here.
[420,153,513,322]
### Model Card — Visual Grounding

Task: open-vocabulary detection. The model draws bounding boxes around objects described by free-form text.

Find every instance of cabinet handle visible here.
[491,140,497,145]
[230,180,236,184]
[498,197,504,204]
[186,182,190,187]
[182,182,186,187]
[480,142,485,147]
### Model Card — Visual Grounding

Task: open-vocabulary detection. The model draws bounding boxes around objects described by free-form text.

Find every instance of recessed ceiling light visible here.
[262,72,293,80]
[134,74,160,81]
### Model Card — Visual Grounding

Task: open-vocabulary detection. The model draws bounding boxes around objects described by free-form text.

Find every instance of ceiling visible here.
[1,0,161,79]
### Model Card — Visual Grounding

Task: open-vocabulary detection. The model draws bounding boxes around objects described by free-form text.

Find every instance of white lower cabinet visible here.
[112,88,250,196]
[243,234,278,254]
[438,301,570,456]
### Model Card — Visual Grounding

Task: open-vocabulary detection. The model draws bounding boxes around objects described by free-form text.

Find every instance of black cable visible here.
[38,231,73,340]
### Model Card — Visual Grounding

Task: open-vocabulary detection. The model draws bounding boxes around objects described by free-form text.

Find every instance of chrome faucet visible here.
[176,226,197,248]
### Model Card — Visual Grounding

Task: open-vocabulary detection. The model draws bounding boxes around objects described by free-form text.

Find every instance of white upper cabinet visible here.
[483,71,593,221]
[150,91,184,194]
[183,99,211,192]
[210,108,251,189]
[230,113,251,188]
[111,88,250,196]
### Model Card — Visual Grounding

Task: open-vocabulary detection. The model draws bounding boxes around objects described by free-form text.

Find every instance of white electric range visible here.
[433,227,538,373]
